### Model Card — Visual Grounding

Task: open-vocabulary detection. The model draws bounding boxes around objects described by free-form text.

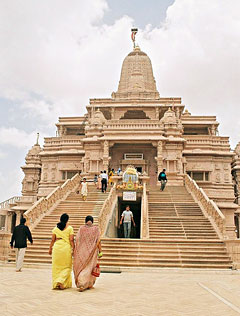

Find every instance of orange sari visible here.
[73,225,100,290]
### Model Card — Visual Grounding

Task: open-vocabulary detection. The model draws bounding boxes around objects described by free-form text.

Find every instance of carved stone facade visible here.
[10,45,238,227]
[21,143,42,198]
[232,142,240,205]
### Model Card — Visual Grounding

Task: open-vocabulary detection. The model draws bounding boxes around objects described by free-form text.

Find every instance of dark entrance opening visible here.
[235,215,239,238]
[117,197,141,238]
[136,166,142,173]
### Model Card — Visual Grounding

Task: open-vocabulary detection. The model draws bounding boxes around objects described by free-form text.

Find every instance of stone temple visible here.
[1,41,240,269]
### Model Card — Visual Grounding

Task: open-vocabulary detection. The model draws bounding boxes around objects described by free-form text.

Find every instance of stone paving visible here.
[1,266,240,316]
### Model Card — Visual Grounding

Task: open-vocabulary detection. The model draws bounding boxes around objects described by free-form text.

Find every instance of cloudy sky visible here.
[0,0,240,202]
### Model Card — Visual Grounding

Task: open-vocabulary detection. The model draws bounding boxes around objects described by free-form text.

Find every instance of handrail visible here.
[98,183,117,237]
[24,173,81,229]
[184,174,226,239]
[141,182,149,238]
[0,196,21,209]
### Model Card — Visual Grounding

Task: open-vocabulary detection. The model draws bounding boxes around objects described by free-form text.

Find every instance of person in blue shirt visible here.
[158,169,168,191]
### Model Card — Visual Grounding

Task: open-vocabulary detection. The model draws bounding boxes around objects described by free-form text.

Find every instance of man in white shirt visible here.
[100,170,108,193]
[120,205,136,238]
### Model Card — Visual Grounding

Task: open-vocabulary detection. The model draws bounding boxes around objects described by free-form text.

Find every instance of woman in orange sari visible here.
[73,215,102,292]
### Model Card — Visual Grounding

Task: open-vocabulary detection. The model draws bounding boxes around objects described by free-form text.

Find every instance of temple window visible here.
[0,215,6,230]
[187,171,210,181]
[120,110,150,119]
[101,110,111,120]
[62,171,78,180]
[183,127,209,135]
[66,128,85,135]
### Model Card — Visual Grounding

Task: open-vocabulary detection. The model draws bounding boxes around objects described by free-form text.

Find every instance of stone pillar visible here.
[0,231,11,262]
[218,203,238,239]
[6,212,13,232]
[16,211,22,226]
[83,158,90,174]
[103,140,110,171]
[156,141,163,174]
[111,108,115,119]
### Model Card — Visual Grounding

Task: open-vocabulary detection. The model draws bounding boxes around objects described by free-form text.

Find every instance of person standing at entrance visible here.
[120,206,136,238]
[158,169,168,191]
[10,217,33,272]
[101,170,108,193]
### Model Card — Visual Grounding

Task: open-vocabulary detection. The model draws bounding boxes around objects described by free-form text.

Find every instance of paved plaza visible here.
[1,266,240,316]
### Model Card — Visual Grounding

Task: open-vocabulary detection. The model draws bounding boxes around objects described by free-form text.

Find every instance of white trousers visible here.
[16,248,26,271]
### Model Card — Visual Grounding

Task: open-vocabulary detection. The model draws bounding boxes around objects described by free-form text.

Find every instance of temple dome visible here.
[112,46,160,100]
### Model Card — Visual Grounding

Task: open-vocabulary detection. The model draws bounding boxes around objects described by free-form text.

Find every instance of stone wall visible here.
[0,232,11,262]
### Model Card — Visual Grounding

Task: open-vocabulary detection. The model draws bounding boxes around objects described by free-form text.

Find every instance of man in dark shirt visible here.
[10,217,33,272]
[158,169,168,191]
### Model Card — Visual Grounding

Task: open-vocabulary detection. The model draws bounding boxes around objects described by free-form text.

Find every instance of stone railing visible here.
[24,173,81,229]
[98,183,117,237]
[44,136,84,148]
[0,196,21,209]
[184,174,226,239]
[184,136,230,147]
[104,122,163,130]
[141,182,149,239]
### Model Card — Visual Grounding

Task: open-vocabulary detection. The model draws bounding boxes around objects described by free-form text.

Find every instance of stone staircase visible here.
[148,186,218,240]
[8,186,107,264]
[99,186,232,269]
[8,185,232,269]
[100,239,232,269]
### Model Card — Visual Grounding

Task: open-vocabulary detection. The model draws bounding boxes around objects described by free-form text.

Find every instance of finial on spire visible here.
[131,28,138,48]
[36,132,39,145]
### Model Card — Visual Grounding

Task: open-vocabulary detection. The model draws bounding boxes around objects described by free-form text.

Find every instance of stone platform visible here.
[1,266,240,316]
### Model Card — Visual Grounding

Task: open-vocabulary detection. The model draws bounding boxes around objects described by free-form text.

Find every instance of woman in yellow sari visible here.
[49,213,74,290]
[108,169,114,186]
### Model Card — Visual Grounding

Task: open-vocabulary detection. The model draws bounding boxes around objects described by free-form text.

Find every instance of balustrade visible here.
[44,137,84,147]
[104,122,163,130]
[0,196,21,209]
[185,174,226,239]
[141,182,149,238]
[24,173,81,229]
[98,184,117,236]
[185,136,230,147]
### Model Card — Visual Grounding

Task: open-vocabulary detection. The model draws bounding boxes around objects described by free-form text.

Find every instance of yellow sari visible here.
[52,225,74,289]
[109,170,113,185]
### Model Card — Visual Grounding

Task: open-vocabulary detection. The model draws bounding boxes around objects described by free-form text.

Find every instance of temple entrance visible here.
[117,197,141,238]
[109,143,157,186]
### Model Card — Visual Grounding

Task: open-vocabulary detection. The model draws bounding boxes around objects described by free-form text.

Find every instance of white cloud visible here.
[0,127,44,148]
[139,0,240,147]
[0,0,132,123]
[0,0,239,146]
[0,150,7,159]
[0,169,23,202]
